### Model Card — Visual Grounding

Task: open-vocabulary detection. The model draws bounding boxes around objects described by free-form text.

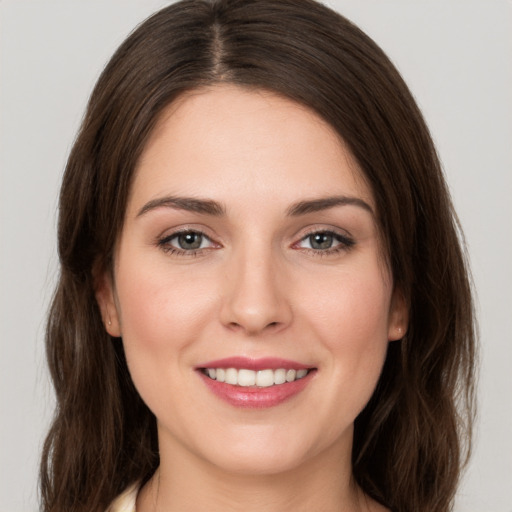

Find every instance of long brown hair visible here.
[40,1,477,511]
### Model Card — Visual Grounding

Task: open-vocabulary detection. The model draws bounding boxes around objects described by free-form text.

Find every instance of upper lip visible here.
[196,356,313,371]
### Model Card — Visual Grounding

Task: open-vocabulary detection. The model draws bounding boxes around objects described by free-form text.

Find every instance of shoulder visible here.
[106,483,139,512]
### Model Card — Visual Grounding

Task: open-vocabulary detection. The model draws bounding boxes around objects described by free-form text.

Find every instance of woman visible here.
[40,1,476,511]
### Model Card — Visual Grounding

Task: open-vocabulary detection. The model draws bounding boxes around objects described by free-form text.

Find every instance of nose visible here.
[219,246,293,336]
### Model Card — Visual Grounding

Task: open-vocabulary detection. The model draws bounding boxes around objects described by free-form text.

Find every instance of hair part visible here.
[41,1,477,511]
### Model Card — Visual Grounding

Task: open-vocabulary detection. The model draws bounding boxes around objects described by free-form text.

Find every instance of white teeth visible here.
[238,369,256,387]
[225,368,238,385]
[256,369,274,387]
[274,368,286,385]
[203,367,311,387]
[286,369,296,382]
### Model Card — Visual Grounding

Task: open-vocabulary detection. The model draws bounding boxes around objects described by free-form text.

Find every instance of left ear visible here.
[94,267,122,338]
[388,287,409,341]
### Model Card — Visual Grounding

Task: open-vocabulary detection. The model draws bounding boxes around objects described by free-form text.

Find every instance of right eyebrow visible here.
[136,196,226,218]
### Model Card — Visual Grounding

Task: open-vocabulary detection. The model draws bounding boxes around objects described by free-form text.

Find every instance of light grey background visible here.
[1,1,511,511]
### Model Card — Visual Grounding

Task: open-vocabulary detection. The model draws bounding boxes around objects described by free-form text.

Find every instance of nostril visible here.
[226,320,280,334]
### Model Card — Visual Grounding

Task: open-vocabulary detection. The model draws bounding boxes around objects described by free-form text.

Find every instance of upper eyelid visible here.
[160,228,210,239]
[157,225,217,242]
[293,224,354,241]
[159,229,217,248]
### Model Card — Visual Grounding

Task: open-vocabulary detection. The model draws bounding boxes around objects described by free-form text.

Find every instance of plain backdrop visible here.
[0,1,511,511]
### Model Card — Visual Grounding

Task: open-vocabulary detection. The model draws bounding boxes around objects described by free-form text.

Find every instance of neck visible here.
[137,428,373,512]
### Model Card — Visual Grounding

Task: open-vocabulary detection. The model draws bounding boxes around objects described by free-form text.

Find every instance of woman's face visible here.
[98,85,406,475]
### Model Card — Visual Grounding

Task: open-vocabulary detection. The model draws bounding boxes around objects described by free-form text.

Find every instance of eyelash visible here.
[156,228,355,257]
[157,229,215,257]
[295,228,355,256]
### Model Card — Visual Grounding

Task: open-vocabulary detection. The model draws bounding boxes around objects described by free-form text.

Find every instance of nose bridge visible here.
[221,238,291,334]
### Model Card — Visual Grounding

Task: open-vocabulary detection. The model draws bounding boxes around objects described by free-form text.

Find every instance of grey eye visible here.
[308,232,334,250]
[176,232,204,250]
[296,230,354,252]
[158,230,216,254]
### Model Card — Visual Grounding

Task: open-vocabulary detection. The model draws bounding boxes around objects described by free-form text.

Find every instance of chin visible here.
[190,423,344,477]
[206,447,308,477]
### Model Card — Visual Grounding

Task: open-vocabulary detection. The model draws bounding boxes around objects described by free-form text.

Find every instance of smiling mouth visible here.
[200,367,312,388]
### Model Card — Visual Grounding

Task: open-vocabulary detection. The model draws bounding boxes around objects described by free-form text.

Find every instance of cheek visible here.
[298,262,391,401]
[301,261,392,341]
[113,257,218,402]
[116,259,214,348]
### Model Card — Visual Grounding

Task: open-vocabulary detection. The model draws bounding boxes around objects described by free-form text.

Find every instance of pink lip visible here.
[196,357,316,409]
[196,356,311,371]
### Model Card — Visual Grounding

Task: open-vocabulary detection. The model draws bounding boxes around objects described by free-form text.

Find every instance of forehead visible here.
[130,84,374,213]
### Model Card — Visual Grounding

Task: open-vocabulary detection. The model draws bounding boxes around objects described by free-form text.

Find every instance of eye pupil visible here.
[178,232,202,250]
[310,233,333,250]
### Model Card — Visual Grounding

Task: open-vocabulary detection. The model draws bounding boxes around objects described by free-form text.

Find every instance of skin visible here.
[97,85,407,512]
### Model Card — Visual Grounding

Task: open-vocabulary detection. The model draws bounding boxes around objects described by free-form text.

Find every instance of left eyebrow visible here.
[286,195,374,216]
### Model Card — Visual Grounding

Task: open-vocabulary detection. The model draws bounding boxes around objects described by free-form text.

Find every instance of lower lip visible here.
[198,370,315,409]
